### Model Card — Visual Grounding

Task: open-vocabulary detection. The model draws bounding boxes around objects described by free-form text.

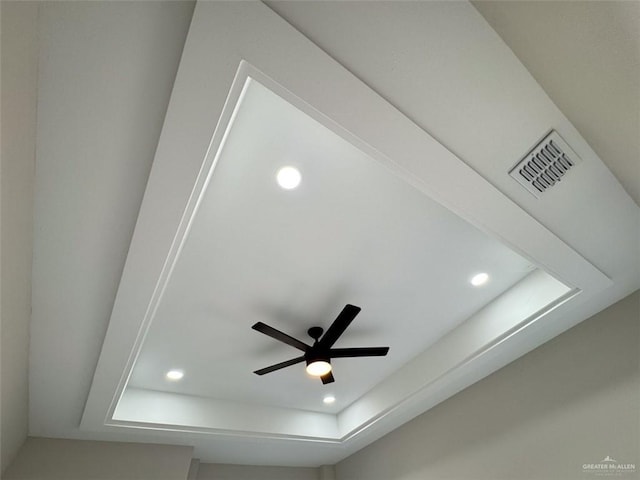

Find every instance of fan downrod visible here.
[307,326,324,343]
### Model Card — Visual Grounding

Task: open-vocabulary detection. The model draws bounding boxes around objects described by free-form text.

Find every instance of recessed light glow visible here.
[276,166,301,190]
[305,360,332,377]
[470,273,489,286]
[165,369,184,381]
[323,395,336,405]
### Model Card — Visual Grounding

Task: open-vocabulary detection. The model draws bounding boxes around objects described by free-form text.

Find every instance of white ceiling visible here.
[29,0,195,438]
[473,0,640,206]
[27,0,639,468]
[126,77,533,413]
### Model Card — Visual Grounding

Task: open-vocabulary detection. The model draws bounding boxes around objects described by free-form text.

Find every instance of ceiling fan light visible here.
[306,360,331,377]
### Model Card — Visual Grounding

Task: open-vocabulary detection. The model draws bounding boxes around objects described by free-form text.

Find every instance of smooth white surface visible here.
[336,269,571,438]
[3,437,194,480]
[266,0,639,292]
[196,463,320,480]
[29,0,195,438]
[473,1,640,206]
[113,388,340,440]
[80,0,613,463]
[26,0,639,467]
[110,273,569,442]
[1,1,38,472]
[127,78,533,413]
[335,292,640,480]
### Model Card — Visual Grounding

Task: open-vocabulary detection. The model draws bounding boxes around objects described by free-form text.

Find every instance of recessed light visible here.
[323,395,336,405]
[276,166,301,190]
[470,273,489,286]
[165,369,184,381]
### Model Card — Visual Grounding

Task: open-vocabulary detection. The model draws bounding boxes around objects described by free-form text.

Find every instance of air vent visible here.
[509,130,582,198]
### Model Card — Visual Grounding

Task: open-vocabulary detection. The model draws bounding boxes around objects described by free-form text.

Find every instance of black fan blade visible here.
[318,304,361,349]
[329,347,389,358]
[254,356,305,375]
[252,322,310,352]
[321,371,335,384]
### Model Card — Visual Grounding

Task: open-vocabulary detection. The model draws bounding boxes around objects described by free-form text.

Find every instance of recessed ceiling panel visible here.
[126,76,534,414]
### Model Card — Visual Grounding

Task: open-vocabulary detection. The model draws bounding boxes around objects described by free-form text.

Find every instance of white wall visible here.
[29,0,195,439]
[2,437,193,480]
[2,293,637,478]
[0,1,38,473]
[336,291,640,479]
[196,463,322,480]
[472,1,640,206]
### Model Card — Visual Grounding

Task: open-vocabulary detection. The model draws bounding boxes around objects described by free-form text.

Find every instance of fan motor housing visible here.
[307,326,324,342]
[305,347,329,364]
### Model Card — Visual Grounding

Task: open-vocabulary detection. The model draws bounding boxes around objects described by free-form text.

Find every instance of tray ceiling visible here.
[80,1,616,463]
[91,58,577,443]
[127,77,535,413]
[27,0,638,468]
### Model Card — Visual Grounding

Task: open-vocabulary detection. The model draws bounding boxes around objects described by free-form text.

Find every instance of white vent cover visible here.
[509,130,582,197]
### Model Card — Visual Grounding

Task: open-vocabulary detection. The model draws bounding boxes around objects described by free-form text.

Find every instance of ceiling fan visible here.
[252,304,389,384]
